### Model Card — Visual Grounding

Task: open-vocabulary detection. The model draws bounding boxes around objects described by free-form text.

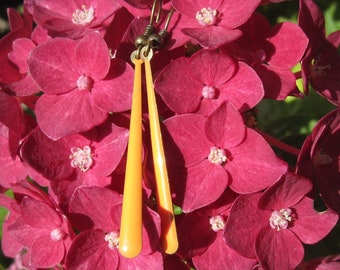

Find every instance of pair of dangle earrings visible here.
[119,1,178,258]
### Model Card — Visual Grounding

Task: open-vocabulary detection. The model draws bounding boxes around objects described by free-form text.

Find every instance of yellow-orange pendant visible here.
[144,54,178,254]
[119,58,144,258]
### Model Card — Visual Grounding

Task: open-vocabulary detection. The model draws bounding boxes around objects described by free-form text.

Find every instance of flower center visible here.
[209,215,225,232]
[269,208,292,231]
[208,146,227,165]
[50,227,67,241]
[202,85,216,99]
[196,7,218,26]
[72,5,95,25]
[69,146,93,172]
[105,231,119,250]
[77,75,94,91]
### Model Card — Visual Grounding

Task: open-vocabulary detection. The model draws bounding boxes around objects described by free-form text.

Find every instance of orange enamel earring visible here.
[119,1,178,258]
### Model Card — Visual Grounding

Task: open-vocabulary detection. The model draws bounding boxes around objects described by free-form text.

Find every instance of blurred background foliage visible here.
[0,0,339,269]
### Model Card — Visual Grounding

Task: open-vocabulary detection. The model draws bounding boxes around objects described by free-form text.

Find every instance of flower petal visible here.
[193,232,257,270]
[28,38,78,94]
[20,197,62,228]
[188,49,236,86]
[290,197,338,244]
[218,62,264,112]
[254,64,297,100]
[255,227,304,270]
[224,192,267,258]
[182,26,241,48]
[74,32,110,80]
[155,57,202,114]
[218,0,261,29]
[177,211,215,258]
[226,128,288,194]
[182,160,229,212]
[30,236,65,268]
[266,22,308,69]
[69,186,122,232]
[258,172,313,210]
[164,114,212,167]
[65,229,119,270]
[20,127,74,181]
[205,102,246,149]
[35,91,107,140]
[92,58,133,112]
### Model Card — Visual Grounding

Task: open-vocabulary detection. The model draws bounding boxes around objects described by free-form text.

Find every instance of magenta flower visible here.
[0,7,32,84]
[20,120,128,183]
[28,31,134,139]
[223,12,308,99]
[297,108,340,215]
[8,198,72,268]
[170,0,261,47]
[177,190,257,270]
[164,102,287,212]
[29,0,121,39]
[66,186,162,270]
[6,38,41,96]
[298,0,340,105]
[0,193,23,261]
[224,173,339,270]
[6,181,74,269]
[0,8,40,97]
[0,125,27,188]
[0,9,36,139]
[155,49,264,116]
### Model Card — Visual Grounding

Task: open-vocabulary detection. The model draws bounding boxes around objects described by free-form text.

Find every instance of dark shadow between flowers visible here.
[68,212,95,232]
[160,122,187,211]
[142,203,164,252]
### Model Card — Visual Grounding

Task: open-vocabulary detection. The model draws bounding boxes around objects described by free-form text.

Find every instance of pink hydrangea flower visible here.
[28,31,134,139]
[20,121,128,182]
[223,12,308,99]
[177,190,257,270]
[171,0,261,47]
[20,120,129,212]
[0,125,27,188]
[28,0,121,39]
[6,38,41,96]
[164,102,287,212]
[155,49,264,116]
[0,7,32,84]
[6,181,74,269]
[0,193,23,260]
[0,9,40,97]
[66,186,163,269]
[297,108,340,215]
[298,0,340,105]
[224,173,339,270]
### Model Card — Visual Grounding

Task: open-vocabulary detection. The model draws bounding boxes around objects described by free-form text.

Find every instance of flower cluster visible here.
[0,0,339,269]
